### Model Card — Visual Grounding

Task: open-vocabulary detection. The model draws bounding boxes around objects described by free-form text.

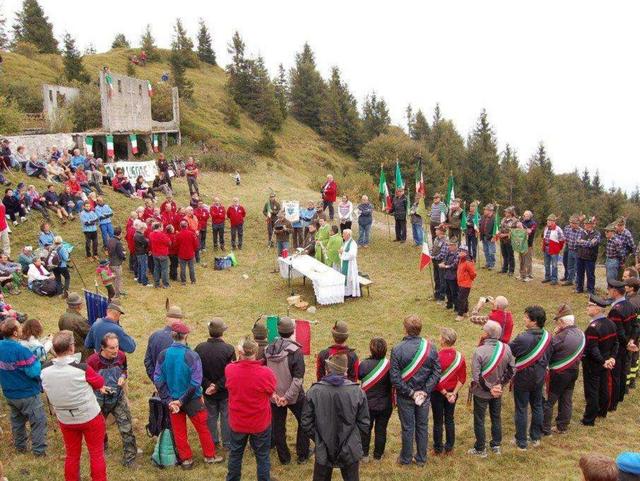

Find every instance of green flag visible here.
[395,161,405,190]
[473,208,480,229]
[492,207,501,237]
[461,204,468,230]
[379,166,391,211]
[445,172,455,206]
[266,315,280,343]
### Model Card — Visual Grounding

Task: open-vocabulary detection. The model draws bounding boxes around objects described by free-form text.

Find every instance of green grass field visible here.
[0,167,637,481]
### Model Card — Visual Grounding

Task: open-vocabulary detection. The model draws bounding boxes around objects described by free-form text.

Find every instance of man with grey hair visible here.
[469,295,514,343]
[468,320,515,458]
[521,210,537,281]
[542,304,585,436]
[340,229,360,298]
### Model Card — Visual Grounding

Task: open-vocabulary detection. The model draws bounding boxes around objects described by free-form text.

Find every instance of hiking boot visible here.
[541,279,551,283]
[467,448,487,458]
[204,455,224,464]
[181,459,195,470]
[490,446,501,455]
[562,281,573,286]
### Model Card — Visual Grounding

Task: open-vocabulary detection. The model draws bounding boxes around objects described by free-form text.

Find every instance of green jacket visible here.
[325,233,342,267]
[314,224,331,263]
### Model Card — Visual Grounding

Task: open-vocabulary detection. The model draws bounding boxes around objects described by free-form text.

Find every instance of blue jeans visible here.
[605,258,620,281]
[136,254,148,285]
[473,396,502,451]
[179,258,196,283]
[565,250,577,283]
[358,222,371,246]
[482,240,496,268]
[226,427,271,481]
[396,395,429,465]
[7,395,48,455]
[99,222,114,246]
[576,258,596,293]
[467,235,478,260]
[276,241,289,257]
[153,255,170,287]
[412,223,424,246]
[513,386,544,448]
[544,253,559,282]
[204,397,229,447]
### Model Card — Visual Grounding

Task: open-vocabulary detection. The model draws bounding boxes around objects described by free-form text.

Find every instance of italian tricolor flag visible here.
[106,134,114,158]
[415,156,425,197]
[105,73,114,98]
[445,172,455,207]
[378,165,391,212]
[395,161,405,190]
[549,332,585,372]
[401,338,430,381]
[152,134,159,153]
[130,134,138,155]
[85,136,93,156]
[419,241,431,271]
[361,358,390,392]
[439,351,462,385]
[147,80,153,97]
[515,330,551,371]
[481,341,506,379]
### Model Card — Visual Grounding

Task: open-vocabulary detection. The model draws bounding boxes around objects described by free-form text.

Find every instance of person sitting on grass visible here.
[112,168,135,197]
[43,184,70,222]
[578,453,618,481]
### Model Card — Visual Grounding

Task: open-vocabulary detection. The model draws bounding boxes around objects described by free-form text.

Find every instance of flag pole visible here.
[424,227,436,297]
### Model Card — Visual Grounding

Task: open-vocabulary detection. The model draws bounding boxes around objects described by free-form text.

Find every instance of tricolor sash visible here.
[549,332,586,372]
[515,330,551,371]
[361,358,390,392]
[401,338,431,382]
[439,351,463,386]
[481,341,506,380]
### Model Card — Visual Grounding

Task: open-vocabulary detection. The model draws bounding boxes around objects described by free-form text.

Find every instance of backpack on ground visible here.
[151,428,177,468]
[146,394,171,437]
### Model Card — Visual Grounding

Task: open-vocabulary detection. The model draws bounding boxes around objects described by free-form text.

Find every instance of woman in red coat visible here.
[175,221,199,285]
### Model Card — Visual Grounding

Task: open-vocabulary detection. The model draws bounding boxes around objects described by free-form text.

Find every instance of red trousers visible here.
[59,414,107,481]
[170,408,216,461]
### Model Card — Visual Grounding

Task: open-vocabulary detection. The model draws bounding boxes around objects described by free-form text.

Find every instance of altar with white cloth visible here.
[278,254,345,305]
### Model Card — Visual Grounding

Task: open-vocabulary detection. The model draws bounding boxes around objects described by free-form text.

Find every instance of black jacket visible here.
[106,236,126,267]
[584,315,618,366]
[608,299,639,352]
[134,231,148,255]
[302,376,370,468]
[358,358,392,412]
[509,328,551,391]
[390,195,407,220]
[194,338,236,400]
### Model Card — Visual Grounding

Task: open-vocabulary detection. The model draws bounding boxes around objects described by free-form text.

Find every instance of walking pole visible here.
[70,257,88,290]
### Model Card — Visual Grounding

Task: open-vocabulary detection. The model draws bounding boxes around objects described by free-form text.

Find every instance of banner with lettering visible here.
[104,160,158,182]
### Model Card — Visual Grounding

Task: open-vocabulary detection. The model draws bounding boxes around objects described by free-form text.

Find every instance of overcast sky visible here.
[3,0,639,192]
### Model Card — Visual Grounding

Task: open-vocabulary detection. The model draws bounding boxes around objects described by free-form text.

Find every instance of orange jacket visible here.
[457,258,477,288]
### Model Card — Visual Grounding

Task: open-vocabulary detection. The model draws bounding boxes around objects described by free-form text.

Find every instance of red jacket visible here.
[185,161,199,178]
[210,204,226,225]
[322,180,337,203]
[225,360,276,434]
[160,200,177,214]
[194,207,210,230]
[125,223,136,253]
[490,309,514,343]
[227,205,246,226]
[175,228,199,260]
[66,180,82,196]
[142,206,155,221]
[434,347,467,392]
[167,231,178,256]
[149,230,171,257]
[0,204,7,231]
[456,258,477,288]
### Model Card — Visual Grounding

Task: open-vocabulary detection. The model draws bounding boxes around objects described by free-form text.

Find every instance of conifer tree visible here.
[0,10,8,50]
[499,144,524,207]
[196,19,216,65]
[255,127,277,157]
[62,33,90,84]
[289,43,325,132]
[172,18,197,67]
[320,66,362,156]
[273,63,288,120]
[406,104,414,136]
[362,92,390,141]
[12,0,57,53]
[169,49,193,99]
[461,109,501,202]
[111,33,130,49]
[411,109,430,142]
[525,143,554,221]
[140,24,159,61]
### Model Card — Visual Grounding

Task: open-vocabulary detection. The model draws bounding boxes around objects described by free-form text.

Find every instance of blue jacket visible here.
[299,208,316,228]
[94,204,114,226]
[153,342,203,405]
[144,326,173,380]
[84,317,136,353]
[357,203,373,226]
[80,210,98,233]
[0,339,42,399]
[38,231,55,248]
[57,244,70,268]
[70,155,87,170]
[390,335,441,400]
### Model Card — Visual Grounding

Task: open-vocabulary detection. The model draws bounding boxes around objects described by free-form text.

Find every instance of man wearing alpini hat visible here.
[58,292,91,361]
[478,204,496,270]
[390,315,441,466]
[542,214,565,285]
[575,216,600,294]
[542,304,585,435]
[316,321,360,382]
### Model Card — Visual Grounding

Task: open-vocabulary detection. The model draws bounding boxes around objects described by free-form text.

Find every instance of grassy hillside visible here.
[0,50,638,481]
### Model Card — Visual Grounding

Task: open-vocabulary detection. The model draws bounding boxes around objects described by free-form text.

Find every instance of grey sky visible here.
[3,0,639,192]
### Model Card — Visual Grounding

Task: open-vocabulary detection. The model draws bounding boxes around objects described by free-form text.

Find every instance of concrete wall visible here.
[42,84,80,120]
[100,70,152,132]
[151,87,181,131]
[3,133,76,157]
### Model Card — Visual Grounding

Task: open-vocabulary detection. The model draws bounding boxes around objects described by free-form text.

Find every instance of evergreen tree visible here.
[525,144,554,222]
[140,24,159,61]
[196,19,216,65]
[169,49,193,99]
[84,43,96,55]
[0,10,8,50]
[406,104,414,136]
[461,109,501,203]
[111,33,130,49]
[172,18,197,67]
[411,109,430,142]
[62,33,90,84]
[320,66,363,156]
[126,61,136,77]
[592,170,603,195]
[362,92,390,141]
[289,43,325,132]
[273,63,288,120]
[255,127,277,157]
[499,144,525,207]
[581,168,591,191]
[222,96,240,128]
[12,0,57,53]
[531,142,553,176]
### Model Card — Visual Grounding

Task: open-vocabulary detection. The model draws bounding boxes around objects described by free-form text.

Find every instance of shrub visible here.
[254,128,277,157]
[70,84,101,132]
[0,97,25,134]
[12,41,39,58]
[164,142,255,173]
[0,80,43,113]
[47,105,74,133]
[222,97,240,128]
[151,82,174,122]
[308,170,377,205]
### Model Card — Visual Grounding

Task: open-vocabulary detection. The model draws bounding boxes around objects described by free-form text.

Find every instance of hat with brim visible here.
[331,321,349,342]
[107,302,125,314]
[326,353,348,375]
[208,317,228,336]
[608,278,626,289]
[588,294,610,308]
[66,292,82,306]
[166,305,184,319]
[278,316,295,335]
